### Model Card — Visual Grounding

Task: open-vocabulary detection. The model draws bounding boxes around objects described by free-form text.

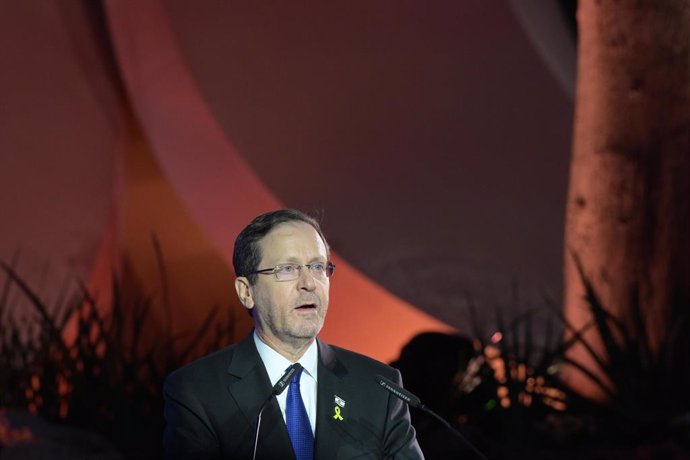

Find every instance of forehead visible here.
[258,221,328,264]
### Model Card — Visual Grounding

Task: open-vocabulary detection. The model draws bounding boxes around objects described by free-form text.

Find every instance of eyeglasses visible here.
[249,262,335,281]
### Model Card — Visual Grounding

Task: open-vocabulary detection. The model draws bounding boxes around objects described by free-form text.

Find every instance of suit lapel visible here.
[314,339,351,459]
[226,333,296,460]
[315,340,388,459]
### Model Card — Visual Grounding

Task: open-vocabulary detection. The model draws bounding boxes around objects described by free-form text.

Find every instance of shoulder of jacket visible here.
[165,340,239,385]
[323,341,398,376]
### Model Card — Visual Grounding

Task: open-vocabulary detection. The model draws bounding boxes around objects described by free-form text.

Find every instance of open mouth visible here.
[295,304,317,311]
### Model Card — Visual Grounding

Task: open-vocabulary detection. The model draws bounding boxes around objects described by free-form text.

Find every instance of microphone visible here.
[375,374,489,460]
[272,362,303,396]
[252,363,303,460]
[375,374,423,408]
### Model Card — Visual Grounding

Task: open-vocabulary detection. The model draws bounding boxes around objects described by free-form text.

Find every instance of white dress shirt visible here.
[253,331,318,435]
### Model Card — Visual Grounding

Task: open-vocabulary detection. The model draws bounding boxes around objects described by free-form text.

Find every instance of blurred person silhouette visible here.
[391,332,481,459]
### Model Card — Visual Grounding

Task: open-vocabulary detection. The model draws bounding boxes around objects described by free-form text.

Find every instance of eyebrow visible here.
[278,257,327,265]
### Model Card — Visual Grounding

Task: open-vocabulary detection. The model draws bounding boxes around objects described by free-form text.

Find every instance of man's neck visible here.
[255,331,315,362]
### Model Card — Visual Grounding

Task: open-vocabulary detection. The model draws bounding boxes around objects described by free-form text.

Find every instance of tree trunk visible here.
[563,0,690,402]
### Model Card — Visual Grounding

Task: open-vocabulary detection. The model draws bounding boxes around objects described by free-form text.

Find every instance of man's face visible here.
[242,221,330,349]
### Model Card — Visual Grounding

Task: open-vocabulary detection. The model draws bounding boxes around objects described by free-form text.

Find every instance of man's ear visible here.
[234,277,255,310]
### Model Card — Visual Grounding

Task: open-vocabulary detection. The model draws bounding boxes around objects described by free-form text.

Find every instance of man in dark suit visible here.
[163,209,424,459]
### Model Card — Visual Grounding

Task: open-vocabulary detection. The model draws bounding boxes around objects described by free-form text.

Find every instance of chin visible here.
[291,323,323,340]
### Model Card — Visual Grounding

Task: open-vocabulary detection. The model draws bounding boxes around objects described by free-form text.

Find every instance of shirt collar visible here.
[253,330,319,384]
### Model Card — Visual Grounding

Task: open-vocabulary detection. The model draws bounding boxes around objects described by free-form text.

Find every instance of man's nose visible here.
[296,266,316,290]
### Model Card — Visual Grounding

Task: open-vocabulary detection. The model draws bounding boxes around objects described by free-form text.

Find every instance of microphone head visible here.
[375,374,422,408]
[274,363,303,396]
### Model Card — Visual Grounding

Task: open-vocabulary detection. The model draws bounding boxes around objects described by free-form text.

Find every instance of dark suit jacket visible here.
[163,333,424,459]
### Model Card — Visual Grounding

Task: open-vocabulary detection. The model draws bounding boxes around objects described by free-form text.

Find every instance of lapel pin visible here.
[333,394,345,421]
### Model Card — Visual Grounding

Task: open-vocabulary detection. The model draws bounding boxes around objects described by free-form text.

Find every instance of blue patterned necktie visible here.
[286,368,314,460]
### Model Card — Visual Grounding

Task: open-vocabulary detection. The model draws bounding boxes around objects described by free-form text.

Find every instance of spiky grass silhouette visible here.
[459,292,569,449]
[0,244,237,459]
[557,255,690,437]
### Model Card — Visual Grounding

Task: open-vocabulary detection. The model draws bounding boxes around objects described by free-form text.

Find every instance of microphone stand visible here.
[376,374,489,460]
[252,363,302,460]
[252,404,269,460]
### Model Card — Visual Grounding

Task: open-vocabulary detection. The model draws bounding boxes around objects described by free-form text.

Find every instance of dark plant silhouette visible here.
[459,297,570,454]
[557,255,690,440]
[395,268,690,459]
[0,246,237,459]
[392,290,572,459]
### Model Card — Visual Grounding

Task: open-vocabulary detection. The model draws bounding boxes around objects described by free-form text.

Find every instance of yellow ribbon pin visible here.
[333,406,344,421]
